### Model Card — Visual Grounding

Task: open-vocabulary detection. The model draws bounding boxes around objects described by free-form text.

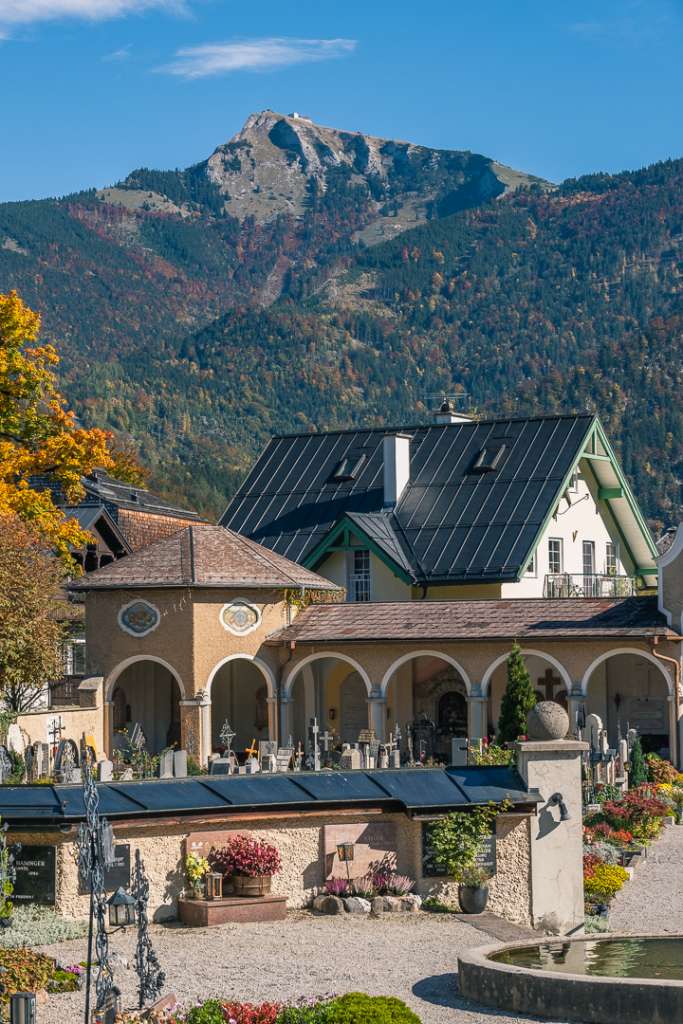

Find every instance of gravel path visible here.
[38,912,575,1024]
[608,823,683,933]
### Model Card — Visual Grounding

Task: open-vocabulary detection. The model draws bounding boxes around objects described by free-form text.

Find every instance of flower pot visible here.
[458,884,489,914]
[232,874,272,897]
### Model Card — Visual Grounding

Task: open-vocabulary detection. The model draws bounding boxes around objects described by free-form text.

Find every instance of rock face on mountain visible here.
[120,109,545,236]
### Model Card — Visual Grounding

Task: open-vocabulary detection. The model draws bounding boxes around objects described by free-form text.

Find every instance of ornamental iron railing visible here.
[544,573,636,598]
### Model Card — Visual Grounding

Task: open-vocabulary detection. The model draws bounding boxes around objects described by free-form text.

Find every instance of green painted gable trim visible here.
[303,517,415,586]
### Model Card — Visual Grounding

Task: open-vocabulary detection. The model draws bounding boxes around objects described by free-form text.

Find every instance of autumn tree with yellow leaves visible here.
[0,290,142,561]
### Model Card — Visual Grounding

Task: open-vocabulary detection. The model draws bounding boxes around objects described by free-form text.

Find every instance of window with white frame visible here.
[606,541,619,575]
[582,540,595,576]
[525,551,537,576]
[347,549,371,602]
[62,636,86,676]
[548,538,563,575]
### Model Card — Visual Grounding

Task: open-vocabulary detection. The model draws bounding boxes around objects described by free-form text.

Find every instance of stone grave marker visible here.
[324,822,397,880]
[378,748,389,769]
[159,750,174,779]
[174,750,188,778]
[12,846,56,905]
[341,748,361,771]
[98,759,114,782]
[585,713,603,753]
[209,758,232,776]
[450,737,469,766]
[0,745,12,784]
[119,766,134,781]
[6,723,25,757]
[276,747,293,772]
[24,744,35,782]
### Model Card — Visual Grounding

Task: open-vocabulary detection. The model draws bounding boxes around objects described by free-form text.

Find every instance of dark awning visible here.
[1,767,540,827]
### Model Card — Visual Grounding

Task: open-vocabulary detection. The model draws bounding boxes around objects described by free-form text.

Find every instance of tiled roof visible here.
[221,414,598,584]
[267,596,672,644]
[70,523,340,591]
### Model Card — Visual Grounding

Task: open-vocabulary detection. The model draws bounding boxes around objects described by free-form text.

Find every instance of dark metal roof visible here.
[80,471,202,520]
[1,768,539,827]
[267,596,673,644]
[221,415,596,585]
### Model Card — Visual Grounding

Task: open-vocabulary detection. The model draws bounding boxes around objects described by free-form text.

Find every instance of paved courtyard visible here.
[41,911,567,1024]
[608,822,683,933]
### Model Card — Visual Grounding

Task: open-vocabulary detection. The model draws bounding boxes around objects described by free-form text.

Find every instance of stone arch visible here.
[580,648,673,697]
[481,649,572,697]
[283,652,372,699]
[105,655,185,701]
[206,654,276,699]
[380,650,472,697]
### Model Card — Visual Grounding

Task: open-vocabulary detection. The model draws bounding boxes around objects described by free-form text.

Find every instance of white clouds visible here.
[102,44,132,60]
[159,36,357,79]
[0,0,184,25]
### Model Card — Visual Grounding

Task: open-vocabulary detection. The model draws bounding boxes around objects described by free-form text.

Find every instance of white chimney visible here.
[434,398,473,424]
[383,433,411,507]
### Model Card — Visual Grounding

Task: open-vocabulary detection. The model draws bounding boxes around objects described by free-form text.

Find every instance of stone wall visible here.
[11,808,533,927]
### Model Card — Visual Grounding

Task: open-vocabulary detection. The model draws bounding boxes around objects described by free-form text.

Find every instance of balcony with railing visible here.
[543,573,636,598]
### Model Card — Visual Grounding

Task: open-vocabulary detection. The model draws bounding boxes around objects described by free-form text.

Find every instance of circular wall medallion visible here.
[220,600,261,636]
[118,600,160,638]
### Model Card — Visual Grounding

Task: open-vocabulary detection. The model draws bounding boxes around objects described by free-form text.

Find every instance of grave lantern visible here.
[9,993,36,1024]
[107,886,137,929]
[206,872,224,900]
[336,841,355,884]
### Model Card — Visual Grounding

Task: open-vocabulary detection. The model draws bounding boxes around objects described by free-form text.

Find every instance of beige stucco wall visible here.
[15,704,105,758]
[11,807,533,927]
[659,525,683,633]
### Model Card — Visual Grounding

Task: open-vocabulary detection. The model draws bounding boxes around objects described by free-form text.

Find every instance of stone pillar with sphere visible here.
[516,701,588,935]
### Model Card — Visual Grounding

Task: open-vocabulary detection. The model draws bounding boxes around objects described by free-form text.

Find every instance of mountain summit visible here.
[116,109,546,238]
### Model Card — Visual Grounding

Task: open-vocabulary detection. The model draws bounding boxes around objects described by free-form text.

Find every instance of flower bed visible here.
[0,947,82,1003]
[118,993,422,1023]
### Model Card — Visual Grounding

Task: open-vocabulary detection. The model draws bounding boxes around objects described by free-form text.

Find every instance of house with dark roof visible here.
[221,411,658,603]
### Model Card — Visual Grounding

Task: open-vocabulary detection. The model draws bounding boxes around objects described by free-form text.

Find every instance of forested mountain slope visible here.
[0,113,680,526]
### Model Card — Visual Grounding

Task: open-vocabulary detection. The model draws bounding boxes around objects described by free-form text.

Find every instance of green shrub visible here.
[497,643,536,744]
[0,947,54,1003]
[325,994,422,1024]
[629,737,648,786]
[0,906,88,948]
[184,1000,226,1024]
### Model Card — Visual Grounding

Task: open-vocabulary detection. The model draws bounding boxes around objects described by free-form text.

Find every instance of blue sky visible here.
[1,0,682,201]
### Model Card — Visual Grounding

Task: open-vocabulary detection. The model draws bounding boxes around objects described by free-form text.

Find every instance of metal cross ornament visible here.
[132,849,165,1009]
[219,719,236,757]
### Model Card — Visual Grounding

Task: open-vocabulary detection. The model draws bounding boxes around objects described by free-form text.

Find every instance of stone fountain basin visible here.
[458,934,683,1024]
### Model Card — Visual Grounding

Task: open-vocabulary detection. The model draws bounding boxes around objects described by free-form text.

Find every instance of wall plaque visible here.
[421,822,497,878]
[81,844,131,894]
[324,822,397,880]
[12,846,56,905]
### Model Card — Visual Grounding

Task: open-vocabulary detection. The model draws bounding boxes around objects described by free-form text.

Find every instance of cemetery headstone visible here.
[209,758,232,775]
[24,744,35,782]
[130,723,146,752]
[450,737,469,766]
[378,749,389,769]
[585,713,604,753]
[341,748,362,771]
[159,750,174,779]
[174,749,188,778]
[6,724,25,757]
[259,740,277,762]
[119,766,134,781]
[276,747,294,772]
[98,759,114,783]
[11,845,56,905]
[391,749,401,769]
[0,745,13,784]
[421,822,496,878]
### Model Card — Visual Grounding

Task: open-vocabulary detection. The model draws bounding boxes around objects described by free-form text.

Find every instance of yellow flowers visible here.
[0,291,140,563]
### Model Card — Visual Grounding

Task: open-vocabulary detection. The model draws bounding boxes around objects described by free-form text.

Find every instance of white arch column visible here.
[467,686,488,742]
[567,686,585,738]
[368,688,387,742]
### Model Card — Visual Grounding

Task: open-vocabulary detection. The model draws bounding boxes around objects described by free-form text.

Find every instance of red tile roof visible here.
[70,523,341,592]
[267,596,672,644]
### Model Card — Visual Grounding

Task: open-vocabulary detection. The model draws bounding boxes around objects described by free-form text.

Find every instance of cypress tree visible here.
[629,735,648,787]
[497,642,537,744]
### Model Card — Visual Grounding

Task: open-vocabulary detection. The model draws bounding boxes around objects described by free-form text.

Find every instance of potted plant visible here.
[185,852,210,899]
[211,835,282,897]
[457,866,493,914]
[428,801,508,914]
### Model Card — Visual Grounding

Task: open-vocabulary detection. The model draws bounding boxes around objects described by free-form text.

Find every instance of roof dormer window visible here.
[330,453,367,482]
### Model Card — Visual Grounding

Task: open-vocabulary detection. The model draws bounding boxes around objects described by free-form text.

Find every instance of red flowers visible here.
[222,1000,281,1024]
[602,786,669,829]
[211,835,282,879]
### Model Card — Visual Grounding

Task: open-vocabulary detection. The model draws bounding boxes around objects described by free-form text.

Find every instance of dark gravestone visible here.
[420,822,497,878]
[81,844,131,894]
[12,846,56,905]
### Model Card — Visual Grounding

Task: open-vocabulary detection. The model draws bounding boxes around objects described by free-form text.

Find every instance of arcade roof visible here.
[0,767,540,827]
[69,523,340,592]
[267,596,673,644]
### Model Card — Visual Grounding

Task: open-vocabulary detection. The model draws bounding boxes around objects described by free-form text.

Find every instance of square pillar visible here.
[516,738,588,934]
[368,692,386,741]
[179,701,202,761]
[467,695,488,742]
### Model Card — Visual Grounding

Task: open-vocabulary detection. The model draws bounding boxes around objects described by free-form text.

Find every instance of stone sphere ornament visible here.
[527,701,569,741]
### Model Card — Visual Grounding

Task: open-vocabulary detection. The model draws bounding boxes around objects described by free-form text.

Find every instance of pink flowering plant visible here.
[211,835,282,879]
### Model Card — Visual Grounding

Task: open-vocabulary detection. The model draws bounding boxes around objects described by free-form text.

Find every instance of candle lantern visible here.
[206,872,224,900]
[107,886,137,929]
[336,841,355,884]
[10,993,36,1024]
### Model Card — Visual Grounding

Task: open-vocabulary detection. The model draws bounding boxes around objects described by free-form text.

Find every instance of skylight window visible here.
[470,445,506,474]
[330,453,367,482]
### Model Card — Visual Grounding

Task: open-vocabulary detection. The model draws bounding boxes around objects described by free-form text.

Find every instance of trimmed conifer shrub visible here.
[497,642,536,744]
